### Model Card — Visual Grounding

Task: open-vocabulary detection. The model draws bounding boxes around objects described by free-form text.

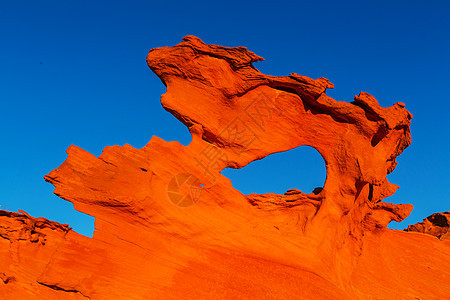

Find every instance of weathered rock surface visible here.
[405,212,450,240]
[1,36,449,299]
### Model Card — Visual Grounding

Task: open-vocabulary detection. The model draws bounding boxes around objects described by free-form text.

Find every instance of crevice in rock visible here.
[38,282,91,299]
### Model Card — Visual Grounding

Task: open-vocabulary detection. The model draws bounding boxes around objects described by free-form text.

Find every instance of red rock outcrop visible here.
[405,212,450,240]
[1,36,449,299]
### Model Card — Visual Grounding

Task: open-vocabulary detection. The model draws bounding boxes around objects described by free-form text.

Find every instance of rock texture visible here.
[1,36,449,299]
[405,212,450,240]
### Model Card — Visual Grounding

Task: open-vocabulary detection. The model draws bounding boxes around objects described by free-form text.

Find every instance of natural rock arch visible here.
[2,36,447,300]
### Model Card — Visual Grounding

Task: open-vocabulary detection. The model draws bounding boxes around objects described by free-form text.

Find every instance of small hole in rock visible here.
[221,145,326,195]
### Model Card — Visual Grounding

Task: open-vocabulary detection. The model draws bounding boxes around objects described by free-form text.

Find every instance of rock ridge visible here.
[0,36,448,299]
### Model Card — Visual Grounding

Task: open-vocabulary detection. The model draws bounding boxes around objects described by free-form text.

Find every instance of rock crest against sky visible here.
[1,37,449,299]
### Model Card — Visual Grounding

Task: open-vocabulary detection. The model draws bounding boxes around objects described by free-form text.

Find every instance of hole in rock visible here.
[221,146,326,195]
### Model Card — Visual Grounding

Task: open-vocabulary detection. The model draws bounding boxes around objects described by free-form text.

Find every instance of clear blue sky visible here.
[1,1,449,237]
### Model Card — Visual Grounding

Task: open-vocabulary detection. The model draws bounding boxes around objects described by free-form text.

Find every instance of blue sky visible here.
[1,1,449,236]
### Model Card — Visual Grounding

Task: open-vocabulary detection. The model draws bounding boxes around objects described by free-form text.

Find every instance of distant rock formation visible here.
[405,212,450,240]
[0,36,449,299]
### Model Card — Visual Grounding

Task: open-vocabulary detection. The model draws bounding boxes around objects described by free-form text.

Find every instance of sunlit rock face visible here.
[405,212,450,240]
[1,36,449,300]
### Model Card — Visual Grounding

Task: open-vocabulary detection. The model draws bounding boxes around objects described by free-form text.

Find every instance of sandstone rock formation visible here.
[1,36,449,299]
[405,212,450,240]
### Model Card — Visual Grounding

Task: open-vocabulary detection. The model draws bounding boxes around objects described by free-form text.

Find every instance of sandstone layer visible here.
[405,212,450,240]
[1,36,449,299]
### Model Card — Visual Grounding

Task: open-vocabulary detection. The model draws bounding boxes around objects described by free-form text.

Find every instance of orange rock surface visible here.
[1,36,449,299]
[405,212,450,240]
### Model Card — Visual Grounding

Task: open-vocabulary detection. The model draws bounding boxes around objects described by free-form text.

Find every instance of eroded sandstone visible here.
[0,36,449,299]
[405,212,450,240]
